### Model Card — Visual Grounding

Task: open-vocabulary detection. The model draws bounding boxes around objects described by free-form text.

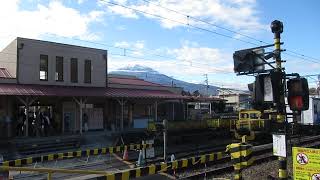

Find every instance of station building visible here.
[0,37,223,139]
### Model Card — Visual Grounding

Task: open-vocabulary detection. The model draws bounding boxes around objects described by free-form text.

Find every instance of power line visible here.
[101,0,320,65]
[141,0,268,44]
[109,53,232,74]
[101,0,260,46]
[141,0,320,64]
[41,34,234,71]
[0,34,234,73]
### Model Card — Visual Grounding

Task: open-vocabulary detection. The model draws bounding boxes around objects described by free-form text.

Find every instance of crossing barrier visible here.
[278,157,287,180]
[0,150,226,180]
[226,142,254,180]
[0,143,153,167]
[95,151,225,180]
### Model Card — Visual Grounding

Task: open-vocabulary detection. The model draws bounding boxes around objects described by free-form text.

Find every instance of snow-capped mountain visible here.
[110,65,219,95]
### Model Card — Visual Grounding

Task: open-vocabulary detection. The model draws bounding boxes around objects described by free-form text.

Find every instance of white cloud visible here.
[114,40,145,56]
[114,40,145,49]
[77,0,86,4]
[0,0,104,49]
[107,3,138,19]
[116,25,126,31]
[168,41,234,74]
[110,41,234,78]
[211,80,249,90]
[100,0,266,32]
[115,41,130,48]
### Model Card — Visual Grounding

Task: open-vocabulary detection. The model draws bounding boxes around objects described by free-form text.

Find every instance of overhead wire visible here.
[141,0,268,44]
[101,0,320,65]
[37,34,234,73]
[100,0,259,46]
[141,0,320,64]
[109,52,233,74]
[0,37,233,74]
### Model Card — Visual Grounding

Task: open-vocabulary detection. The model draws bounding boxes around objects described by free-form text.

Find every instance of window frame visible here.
[84,59,91,84]
[55,56,64,82]
[39,54,48,81]
[70,58,78,83]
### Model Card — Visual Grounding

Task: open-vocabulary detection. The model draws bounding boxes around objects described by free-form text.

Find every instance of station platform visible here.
[0,131,116,160]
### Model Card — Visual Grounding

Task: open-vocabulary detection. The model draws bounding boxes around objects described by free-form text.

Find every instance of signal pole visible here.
[271,20,287,180]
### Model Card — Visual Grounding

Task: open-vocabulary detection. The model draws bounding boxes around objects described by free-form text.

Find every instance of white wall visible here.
[0,39,17,77]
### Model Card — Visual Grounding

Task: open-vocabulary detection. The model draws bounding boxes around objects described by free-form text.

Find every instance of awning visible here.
[0,83,186,99]
[0,68,13,78]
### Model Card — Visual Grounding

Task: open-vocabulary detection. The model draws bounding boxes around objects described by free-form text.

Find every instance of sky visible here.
[0,0,319,89]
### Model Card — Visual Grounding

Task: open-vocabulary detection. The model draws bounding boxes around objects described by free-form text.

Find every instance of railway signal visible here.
[287,78,309,111]
[233,48,265,74]
[232,19,312,180]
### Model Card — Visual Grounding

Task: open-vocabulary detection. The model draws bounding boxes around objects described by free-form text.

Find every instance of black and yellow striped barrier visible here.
[94,151,225,180]
[0,150,225,180]
[1,143,153,167]
[226,142,254,180]
[278,157,287,180]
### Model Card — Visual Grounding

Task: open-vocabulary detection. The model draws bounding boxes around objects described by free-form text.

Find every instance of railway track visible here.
[177,135,320,179]
[9,135,320,180]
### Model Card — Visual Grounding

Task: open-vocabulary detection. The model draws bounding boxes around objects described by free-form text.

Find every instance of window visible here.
[55,56,63,81]
[40,55,48,81]
[70,58,78,83]
[84,59,91,83]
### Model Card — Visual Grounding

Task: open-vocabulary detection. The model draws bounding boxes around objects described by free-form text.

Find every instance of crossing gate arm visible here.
[1,143,154,167]
[94,151,227,180]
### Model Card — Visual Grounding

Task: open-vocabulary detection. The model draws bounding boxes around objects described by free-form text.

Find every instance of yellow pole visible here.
[271,20,287,180]
[278,157,287,179]
[47,172,52,180]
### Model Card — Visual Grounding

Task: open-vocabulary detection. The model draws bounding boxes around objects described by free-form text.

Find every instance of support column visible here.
[186,102,189,120]
[154,101,158,122]
[73,97,87,135]
[116,98,127,131]
[172,102,175,121]
[128,103,133,128]
[182,101,186,120]
[16,96,36,137]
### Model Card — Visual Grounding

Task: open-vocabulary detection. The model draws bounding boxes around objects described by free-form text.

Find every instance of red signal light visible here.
[289,96,303,111]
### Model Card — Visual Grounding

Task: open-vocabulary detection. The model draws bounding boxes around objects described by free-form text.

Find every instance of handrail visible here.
[0,166,109,180]
[1,166,109,175]
[1,143,153,167]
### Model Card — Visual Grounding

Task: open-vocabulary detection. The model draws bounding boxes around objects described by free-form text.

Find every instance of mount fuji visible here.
[109,65,219,95]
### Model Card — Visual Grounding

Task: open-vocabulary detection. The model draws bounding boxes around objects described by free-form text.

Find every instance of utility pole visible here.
[317,74,320,97]
[163,119,168,162]
[204,74,209,96]
[271,20,287,180]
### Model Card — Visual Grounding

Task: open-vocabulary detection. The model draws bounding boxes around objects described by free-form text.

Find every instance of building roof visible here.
[218,88,250,95]
[0,83,185,99]
[188,96,226,102]
[17,37,108,52]
[108,76,165,87]
[0,68,13,79]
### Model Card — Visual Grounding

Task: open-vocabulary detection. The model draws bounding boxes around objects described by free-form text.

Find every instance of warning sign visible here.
[293,147,320,180]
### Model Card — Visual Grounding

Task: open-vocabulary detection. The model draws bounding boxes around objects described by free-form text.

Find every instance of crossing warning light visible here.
[287,78,309,111]
[252,71,283,110]
[233,48,265,73]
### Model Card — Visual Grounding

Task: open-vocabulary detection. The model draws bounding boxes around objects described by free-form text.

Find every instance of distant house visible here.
[218,88,251,112]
